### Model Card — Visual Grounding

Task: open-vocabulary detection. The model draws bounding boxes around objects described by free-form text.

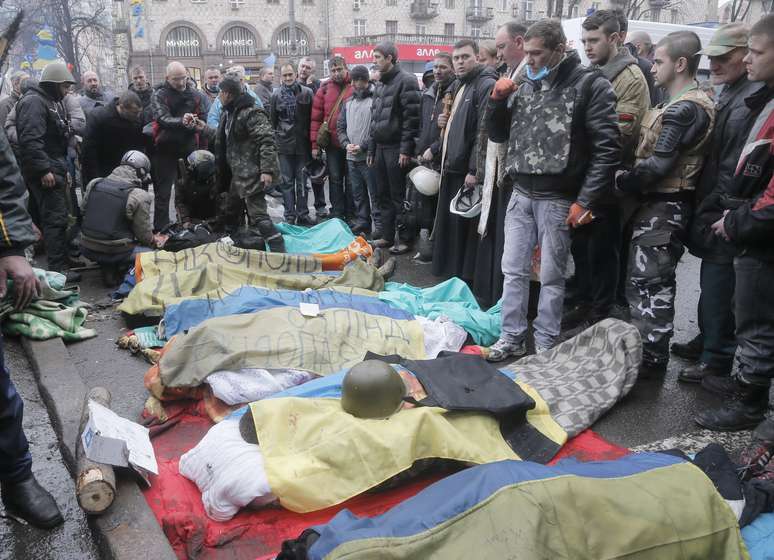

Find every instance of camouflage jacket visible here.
[487,51,621,209]
[205,92,280,198]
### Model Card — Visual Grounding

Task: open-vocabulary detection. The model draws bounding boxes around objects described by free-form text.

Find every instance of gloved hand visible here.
[565,202,594,228]
[491,78,517,101]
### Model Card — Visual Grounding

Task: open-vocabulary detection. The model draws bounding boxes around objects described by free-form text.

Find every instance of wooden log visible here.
[76,387,116,514]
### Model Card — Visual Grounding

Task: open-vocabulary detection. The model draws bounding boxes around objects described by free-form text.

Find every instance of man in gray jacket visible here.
[337,65,379,235]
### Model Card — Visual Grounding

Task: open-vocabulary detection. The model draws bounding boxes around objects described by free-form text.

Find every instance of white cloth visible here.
[205,367,317,405]
[417,315,467,358]
[178,417,275,521]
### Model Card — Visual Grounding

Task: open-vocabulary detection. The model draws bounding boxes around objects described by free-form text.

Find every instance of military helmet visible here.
[186,150,216,183]
[341,360,406,419]
[39,62,75,85]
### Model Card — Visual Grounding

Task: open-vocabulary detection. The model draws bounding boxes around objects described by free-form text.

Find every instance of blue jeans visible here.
[347,160,379,230]
[279,154,310,221]
[0,336,32,484]
[500,193,571,348]
[326,147,348,219]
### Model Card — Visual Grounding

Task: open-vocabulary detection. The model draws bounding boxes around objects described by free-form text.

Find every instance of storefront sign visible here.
[332,43,452,63]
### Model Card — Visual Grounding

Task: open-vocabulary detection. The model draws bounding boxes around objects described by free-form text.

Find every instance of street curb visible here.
[22,337,177,560]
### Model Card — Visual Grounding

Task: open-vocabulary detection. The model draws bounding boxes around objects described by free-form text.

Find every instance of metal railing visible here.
[343,32,493,45]
[465,5,494,19]
[410,1,440,18]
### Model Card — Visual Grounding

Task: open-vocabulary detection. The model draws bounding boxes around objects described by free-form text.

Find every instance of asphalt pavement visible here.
[0,339,100,560]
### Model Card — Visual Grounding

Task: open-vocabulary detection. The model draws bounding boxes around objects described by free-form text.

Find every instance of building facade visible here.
[119,0,718,83]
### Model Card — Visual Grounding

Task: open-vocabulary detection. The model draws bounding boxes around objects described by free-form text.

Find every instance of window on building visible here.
[497,0,507,10]
[470,25,481,37]
[651,7,661,21]
[670,8,679,23]
[266,0,279,4]
[190,0,206,4]
[591,1,600,11]
[444,22,455,36]
[354,18,367,35]
[353,0,361,10]
[386,20,398,34]
[301,0,314,4]
[165,26,202,58]
[274,25,310,56]
[386,0,397,5]
[222,25,257,57]
[416,23,427,35]
[521,0,533,20]
[445,0,454,8]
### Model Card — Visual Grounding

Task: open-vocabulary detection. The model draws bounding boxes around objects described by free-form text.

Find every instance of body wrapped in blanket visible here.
[180,320,642,520]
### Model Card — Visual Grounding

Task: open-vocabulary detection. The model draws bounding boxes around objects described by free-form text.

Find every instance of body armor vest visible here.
[635,88,715,193]
[82,178,134,241]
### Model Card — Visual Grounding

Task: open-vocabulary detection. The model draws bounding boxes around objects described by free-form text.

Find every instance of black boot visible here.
[694,378,770,432]
[677,362,731,384]
[670,334,703,362]
[700,374,737,397]
[638,360,668,380]
[1,474,64,529]
[257,220,286,253]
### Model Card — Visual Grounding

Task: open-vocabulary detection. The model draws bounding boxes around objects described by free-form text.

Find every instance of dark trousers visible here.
[571,205,621,317]
[347,159,378,230]
[735,256,774,387]
[374,144,406,243]
[279,154,310,222]
[311,181,327,213]
[0,336,32,484]
[326,147,348,219]
[28,180,69,271]
[698,260,736,370]
[153,152,178,231]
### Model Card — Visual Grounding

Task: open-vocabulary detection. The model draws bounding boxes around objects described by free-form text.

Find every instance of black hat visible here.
[350,65,370,82]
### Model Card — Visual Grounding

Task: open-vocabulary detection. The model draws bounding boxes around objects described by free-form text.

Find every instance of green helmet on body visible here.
[341,360,406,419]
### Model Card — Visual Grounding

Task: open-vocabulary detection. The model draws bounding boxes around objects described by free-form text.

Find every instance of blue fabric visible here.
[207,88,264,128]
[276,219,356,255]
[742,512,774,560]
[162,286,413,337]
[380,278,502,346]
[307,453,686,559]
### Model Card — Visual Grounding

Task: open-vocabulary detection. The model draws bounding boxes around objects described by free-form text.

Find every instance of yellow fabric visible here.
[136,243,323,280]
[635,88,715,193]
[118,258,382,316]
[159,306,426,387]
[251,382,566,513]
[326,462,750,560]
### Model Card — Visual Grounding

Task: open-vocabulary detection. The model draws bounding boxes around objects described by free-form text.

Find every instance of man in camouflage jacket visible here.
[199,77,285,252]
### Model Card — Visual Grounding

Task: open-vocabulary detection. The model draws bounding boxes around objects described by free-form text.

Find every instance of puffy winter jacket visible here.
[0,128,36,258]
[79,89,114,116]
[81,98,147,185]
[689,75,760,263]
[442,64,497,176]
[269,82,313,156]
[368,64,420,156]
[15,84,71,183]
[487,50,621,209]
[151,82,207,155]
[310,77,352,150]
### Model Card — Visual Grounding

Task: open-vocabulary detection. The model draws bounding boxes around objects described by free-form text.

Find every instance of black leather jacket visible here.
[415,77,455,161]
[689,76,760,262]
[269,82,313,156]
[488,51,621,208]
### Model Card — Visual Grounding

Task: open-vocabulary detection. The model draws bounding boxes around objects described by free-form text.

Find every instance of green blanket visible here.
[276,219,356,255]
[380,278,502,346]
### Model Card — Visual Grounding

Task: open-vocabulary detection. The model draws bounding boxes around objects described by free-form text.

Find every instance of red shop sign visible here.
[332,44,453,64]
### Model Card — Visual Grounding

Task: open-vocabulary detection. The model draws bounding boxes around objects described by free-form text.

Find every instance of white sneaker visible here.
[535,344,552,354]
[486,339,527,362]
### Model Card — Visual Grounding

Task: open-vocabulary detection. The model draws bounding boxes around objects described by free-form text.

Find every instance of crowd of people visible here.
[0,10,773,530]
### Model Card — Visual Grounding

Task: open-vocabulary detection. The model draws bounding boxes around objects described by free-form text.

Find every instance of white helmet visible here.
[449,184,482,218]
[408,165,441,197]
[120,150,152,185]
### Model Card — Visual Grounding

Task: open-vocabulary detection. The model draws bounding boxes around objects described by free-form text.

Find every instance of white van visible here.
[562,18,717,74]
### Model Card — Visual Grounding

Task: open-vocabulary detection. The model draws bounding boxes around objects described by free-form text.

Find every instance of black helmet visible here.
[341,360,406,419]
[304,158,328,184]
[186,150,216,183]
